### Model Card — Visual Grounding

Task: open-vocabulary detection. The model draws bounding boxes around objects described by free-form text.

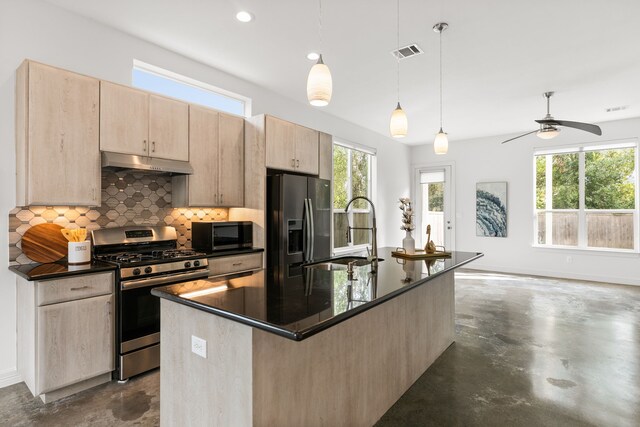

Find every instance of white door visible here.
[415,166,454,251]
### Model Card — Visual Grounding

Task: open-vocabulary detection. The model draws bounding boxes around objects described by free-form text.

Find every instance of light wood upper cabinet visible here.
[100,82,189,161]
[319,132,333,180]
[265,115,319,174]
[265,116,295,171]
[149,95,189,161]
[16,61,100,206]
[172,106,244,207]
[100,81,148,157]
[295,125,319,175]
[218,113,245,207]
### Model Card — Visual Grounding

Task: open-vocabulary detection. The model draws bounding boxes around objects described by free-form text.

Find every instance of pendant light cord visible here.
[396,0,400,104]
[439,28,443,130]
[319,0,323,53]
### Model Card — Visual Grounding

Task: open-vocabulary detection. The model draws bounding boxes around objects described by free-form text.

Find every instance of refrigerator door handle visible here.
[308,198,315,260]
[305,198,313,261]
[302,199,308,262]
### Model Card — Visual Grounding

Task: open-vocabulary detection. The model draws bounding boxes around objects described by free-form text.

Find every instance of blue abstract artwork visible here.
[476,182,507,237]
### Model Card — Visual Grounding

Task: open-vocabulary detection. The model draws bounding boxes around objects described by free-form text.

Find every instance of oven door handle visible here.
[121,269,210,290]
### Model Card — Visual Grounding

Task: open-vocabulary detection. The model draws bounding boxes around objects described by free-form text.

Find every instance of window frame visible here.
[331,140,377,255]
[132,59,252,117]
[533,139,639,253]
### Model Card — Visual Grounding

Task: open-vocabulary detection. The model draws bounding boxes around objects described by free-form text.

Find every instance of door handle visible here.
[152,141,156,153]
[143,140,147,153]
[308,198,315,260]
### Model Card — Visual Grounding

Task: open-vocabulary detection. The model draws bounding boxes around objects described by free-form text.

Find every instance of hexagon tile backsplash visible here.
[9,170,228,265]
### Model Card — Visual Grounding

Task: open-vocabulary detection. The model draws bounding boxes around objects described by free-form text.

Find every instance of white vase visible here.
[402,230,415,255]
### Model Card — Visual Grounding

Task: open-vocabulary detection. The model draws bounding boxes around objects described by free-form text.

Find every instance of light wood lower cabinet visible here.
[17,272,115,403]
[208,253,263,277]
[16,60,100,206]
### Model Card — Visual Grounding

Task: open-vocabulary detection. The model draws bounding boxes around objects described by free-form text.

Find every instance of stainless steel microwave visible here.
[192,221,253,252]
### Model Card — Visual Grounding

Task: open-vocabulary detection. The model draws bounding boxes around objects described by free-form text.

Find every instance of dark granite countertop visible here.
[9,261,116,281]
[204,247,264,257]
[152,248,482,341]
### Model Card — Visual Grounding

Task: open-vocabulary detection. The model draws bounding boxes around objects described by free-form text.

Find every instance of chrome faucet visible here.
[344,196,378,268]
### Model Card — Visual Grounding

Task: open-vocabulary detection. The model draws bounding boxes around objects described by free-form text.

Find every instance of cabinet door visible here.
[318,132,333,180]
[37,294,114,394]
[218,113,245,207]
[25,62,101,206]
[149,95,189,161]
[295,125,319,175]
[100,81,148,157]
[186,105,219,206]
[265,116,295,171]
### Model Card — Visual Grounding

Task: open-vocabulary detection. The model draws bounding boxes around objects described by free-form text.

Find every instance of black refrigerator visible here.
[267,174,331,289]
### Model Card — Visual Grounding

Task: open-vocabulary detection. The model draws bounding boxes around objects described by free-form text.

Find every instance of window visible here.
[420,171,445,248]
[332,142,376,251]
[132,60,251,117]
[534,141,638,251]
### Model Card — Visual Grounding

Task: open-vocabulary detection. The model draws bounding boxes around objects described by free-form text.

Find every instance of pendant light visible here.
[307,0,332,106]
[433,22,449,155]
[389,0,408,138]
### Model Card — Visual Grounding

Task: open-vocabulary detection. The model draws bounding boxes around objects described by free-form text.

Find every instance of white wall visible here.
[0,0,411,387]
[411,117,640,286]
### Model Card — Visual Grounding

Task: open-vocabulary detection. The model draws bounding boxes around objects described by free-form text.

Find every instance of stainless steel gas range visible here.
[92,226,210,381]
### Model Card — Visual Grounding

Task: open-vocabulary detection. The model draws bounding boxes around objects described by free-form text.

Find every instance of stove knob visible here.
[194,260,201,267]
[184,261,192,268]
[144,266,153,274]
[133,268,141,276]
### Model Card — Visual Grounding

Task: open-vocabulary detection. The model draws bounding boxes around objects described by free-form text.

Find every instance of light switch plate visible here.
[191,335,207,358]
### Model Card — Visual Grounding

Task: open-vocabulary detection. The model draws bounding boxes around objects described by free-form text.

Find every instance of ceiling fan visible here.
[501,92,602,144]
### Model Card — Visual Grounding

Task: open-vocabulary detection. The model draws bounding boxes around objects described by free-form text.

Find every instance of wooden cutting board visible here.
[21,223,68,263]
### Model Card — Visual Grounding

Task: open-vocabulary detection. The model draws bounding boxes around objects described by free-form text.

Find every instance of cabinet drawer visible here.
[37,272,114,306]
[209,253,262,277]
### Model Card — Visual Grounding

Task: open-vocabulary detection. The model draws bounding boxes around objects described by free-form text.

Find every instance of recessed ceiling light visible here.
[236,11,253,23]
[307,52,320,61]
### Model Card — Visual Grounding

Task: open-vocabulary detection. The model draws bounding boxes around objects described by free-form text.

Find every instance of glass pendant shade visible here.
[390,103,408,138]
[307,55,332,107]
[536,128,560,140]
[433,129,449,155]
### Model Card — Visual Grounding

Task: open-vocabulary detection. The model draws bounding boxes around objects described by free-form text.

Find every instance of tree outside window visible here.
[333,144,374,250]
[535,144,637,251]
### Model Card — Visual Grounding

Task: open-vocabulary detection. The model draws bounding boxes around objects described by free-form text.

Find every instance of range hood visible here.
[101,152,193,175]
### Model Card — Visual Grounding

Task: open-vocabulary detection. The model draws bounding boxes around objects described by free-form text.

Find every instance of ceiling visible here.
[44,0,640,145]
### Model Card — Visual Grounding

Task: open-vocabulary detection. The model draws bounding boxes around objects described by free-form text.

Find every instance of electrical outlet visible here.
[566,256,573,264]
[191,335,207,358]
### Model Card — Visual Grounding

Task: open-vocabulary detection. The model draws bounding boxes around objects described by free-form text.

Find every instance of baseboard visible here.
[457,264,640,287]
[0,368,22,389]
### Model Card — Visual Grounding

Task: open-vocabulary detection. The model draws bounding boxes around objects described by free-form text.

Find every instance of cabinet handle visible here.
[143,140,147,153]
[70,286,90,291]
[107,300,111,316]
[152,141,156,153]
[220,194,223,204]
[92,187,96,201]
[296,159,300,168]
[232,262,243,266]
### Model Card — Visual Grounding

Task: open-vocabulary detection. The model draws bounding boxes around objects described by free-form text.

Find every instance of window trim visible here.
[532,139,639,253]
[331,140,377,255]
[132,59,252,117]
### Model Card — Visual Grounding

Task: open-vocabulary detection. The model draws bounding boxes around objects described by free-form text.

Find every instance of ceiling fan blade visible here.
[501,129,538,144]
[536,119,602,136]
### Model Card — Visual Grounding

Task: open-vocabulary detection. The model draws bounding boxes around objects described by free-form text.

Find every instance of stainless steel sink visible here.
[306,256,384,271]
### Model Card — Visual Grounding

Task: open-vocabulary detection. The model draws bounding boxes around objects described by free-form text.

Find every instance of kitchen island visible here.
[152,248,482,426]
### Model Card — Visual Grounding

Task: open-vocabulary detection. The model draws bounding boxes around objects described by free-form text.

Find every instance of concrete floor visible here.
[1,271,638,426]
